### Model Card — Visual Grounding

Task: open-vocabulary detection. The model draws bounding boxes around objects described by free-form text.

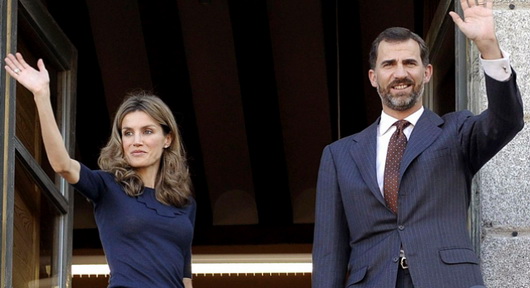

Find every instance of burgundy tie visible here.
[384,120,411,214]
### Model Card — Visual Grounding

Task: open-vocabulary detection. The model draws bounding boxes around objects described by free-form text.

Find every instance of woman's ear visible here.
[164,134,173,148]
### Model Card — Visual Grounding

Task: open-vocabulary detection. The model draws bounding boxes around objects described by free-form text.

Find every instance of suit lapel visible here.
[349,120,385,204]
[401,109,444,173]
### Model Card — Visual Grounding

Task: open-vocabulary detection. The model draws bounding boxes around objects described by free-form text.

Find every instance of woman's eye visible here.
[144,129,153,135]
[123,131,133,136]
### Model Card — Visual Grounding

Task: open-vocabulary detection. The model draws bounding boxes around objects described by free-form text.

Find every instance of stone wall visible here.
[473,1,530,287]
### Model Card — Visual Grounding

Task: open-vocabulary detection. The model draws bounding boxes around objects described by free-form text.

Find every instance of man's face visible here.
[368,39,432,113]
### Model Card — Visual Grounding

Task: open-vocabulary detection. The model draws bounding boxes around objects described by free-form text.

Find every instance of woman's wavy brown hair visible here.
[98,90,192,207]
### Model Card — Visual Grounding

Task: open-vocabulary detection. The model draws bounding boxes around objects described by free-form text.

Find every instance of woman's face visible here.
[121,110,171,175]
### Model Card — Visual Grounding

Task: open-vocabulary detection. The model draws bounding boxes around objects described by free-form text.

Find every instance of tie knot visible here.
[394,120,410,131]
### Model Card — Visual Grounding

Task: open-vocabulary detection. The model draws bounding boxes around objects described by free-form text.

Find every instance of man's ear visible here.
[368,69,378,88]
[423,64,433,83]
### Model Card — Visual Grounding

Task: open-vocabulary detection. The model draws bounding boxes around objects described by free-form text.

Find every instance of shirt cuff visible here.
[480,49,512,82]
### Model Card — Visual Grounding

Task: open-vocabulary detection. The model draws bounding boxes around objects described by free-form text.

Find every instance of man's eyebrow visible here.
[380,59,397,66]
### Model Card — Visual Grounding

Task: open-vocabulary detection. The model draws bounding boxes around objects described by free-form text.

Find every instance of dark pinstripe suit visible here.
[312,71,524,288]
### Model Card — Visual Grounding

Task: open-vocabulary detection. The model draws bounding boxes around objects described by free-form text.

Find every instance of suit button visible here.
[398,225,405,230]
[393,257,399,263]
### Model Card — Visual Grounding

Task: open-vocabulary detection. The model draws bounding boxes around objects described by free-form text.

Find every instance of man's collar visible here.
[379,106,424,136]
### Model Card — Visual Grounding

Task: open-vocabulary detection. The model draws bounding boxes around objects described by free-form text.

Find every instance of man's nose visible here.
[393,64,408,78]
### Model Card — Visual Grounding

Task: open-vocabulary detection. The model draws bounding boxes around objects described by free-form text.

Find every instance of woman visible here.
[5,52,195,288]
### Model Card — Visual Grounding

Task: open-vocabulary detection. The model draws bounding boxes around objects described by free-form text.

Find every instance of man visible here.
[312,1,524,287]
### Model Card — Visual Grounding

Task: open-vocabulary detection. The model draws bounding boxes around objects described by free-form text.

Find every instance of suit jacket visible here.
[312,71,524,288]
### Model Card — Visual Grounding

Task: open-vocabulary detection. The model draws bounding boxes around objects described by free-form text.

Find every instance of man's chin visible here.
[389,98,415,111]
[392,91,410,98]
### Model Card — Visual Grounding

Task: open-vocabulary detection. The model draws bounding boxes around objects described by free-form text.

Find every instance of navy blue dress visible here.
[73,163,196,288]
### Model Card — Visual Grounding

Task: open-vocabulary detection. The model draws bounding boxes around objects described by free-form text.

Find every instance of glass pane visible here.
[13,157,61,288]
[14,41,59,185]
